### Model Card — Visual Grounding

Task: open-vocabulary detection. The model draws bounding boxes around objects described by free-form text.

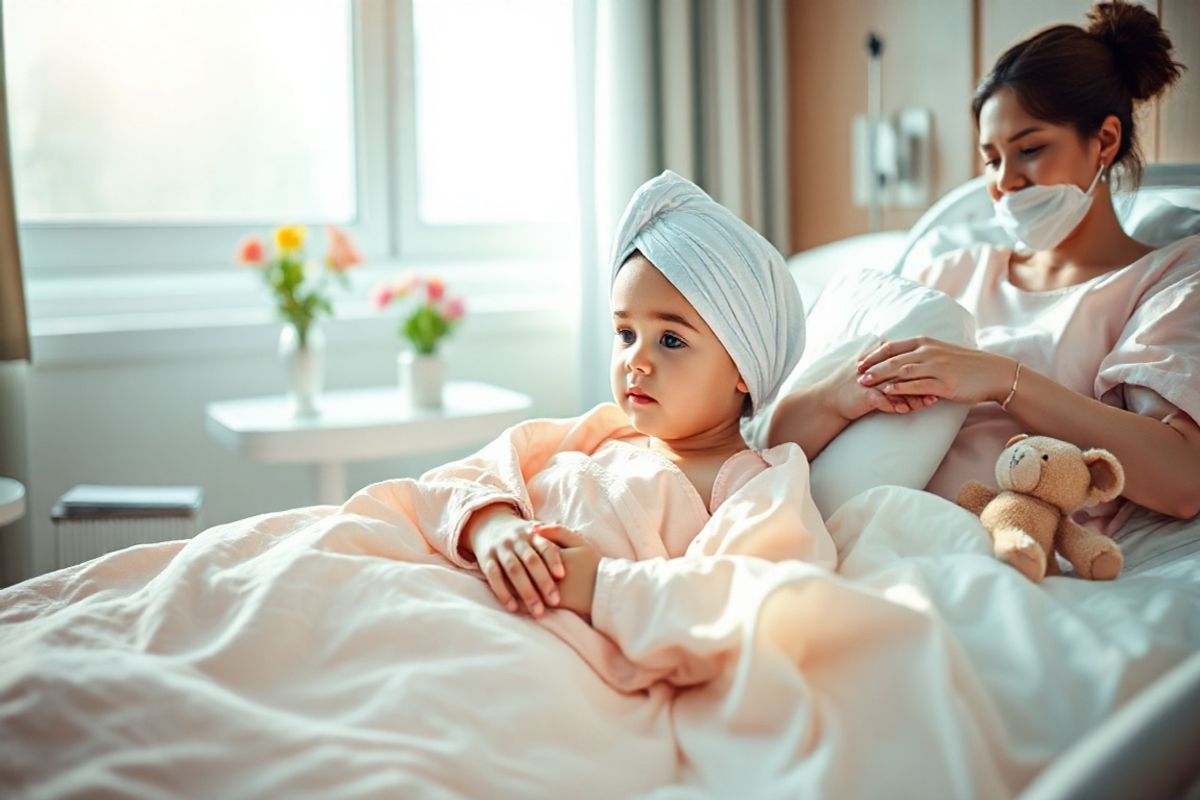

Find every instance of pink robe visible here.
[413,401,836,691]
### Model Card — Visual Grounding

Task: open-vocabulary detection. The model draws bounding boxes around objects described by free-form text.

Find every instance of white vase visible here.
[278,323,325,418]
[399,350,445,409]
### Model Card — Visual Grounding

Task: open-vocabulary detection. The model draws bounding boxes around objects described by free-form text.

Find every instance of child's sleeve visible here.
[397,404,627,569]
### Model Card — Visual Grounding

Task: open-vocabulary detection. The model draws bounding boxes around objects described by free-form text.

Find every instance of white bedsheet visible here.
[1,485,1197,798]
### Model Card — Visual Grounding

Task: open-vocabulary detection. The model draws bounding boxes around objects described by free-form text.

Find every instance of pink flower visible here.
[237,236,265,265]
[440,296,466,322]
[425,277,445,302]
[370,283,394,310]
[325,225,363,273]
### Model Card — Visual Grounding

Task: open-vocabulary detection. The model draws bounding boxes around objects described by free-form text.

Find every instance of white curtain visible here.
[573,0,791,409]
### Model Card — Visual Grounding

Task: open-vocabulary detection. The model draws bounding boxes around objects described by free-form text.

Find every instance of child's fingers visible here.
[533,522,586,548]
[866,388,898,414]
[481,558,519,613]
[530,533,565,579]
[514,539,560,606]
[498,548,545,618]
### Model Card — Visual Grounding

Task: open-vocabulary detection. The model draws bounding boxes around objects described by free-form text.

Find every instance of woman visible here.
[770,1,1200,533]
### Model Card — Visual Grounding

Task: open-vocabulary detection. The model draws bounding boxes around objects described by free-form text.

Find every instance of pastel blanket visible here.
[2,405,1197,798]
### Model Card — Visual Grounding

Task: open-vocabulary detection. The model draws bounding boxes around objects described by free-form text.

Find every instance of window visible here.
[4,0,577,279]
[400,0,576,256]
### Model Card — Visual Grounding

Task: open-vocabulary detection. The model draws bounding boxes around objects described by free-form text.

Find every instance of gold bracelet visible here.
[1000,361,1022,411]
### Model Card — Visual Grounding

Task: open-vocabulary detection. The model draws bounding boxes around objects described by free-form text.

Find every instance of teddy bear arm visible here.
[1055,516,1124,581]
[957,480,997,516]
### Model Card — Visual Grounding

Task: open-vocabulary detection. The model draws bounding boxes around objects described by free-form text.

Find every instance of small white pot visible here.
[399,350,445,409]
[278,323,325,418]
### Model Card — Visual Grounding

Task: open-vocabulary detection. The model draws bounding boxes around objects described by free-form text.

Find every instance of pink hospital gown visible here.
[905,234,1200,533]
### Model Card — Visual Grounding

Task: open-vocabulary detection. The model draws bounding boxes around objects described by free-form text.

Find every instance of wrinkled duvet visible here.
[2,406,1198,799]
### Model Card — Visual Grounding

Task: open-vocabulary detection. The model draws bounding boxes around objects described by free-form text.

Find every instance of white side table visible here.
[0,477,26,528]
[206,382,534,505]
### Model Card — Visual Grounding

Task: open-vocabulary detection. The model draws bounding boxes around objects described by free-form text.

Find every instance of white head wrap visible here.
[609,170,805,415]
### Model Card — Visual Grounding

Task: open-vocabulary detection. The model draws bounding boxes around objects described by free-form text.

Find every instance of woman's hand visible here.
[856,337,1016,406]
[465,508,566,618]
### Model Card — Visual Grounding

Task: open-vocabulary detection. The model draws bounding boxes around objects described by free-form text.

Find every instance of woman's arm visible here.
[857,338,1200,519]
[1001,365,1200,519]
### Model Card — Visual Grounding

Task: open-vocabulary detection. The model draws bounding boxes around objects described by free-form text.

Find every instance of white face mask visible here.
[994,164,1106,251]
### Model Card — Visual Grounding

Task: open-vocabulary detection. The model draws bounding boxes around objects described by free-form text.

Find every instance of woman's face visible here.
[609,254,748,440]
[977,87,1109,203]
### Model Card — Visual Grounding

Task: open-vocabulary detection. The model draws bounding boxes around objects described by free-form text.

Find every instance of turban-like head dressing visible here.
[609,170,805,416]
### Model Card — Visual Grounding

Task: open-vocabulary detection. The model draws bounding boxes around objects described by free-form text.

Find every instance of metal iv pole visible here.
[866,32,884,233]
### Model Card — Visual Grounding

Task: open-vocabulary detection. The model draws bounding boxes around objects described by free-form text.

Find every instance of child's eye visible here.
[1020,145,1044,158]
[616,329,634,345]
[661,333,685,349]
[983,158,999,170]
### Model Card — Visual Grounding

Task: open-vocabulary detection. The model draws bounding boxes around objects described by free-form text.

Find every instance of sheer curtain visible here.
[573,0,791,409]
[0,10,33,587]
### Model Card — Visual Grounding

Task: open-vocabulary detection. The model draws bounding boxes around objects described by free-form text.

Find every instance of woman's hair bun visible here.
[1086,1,1184,101]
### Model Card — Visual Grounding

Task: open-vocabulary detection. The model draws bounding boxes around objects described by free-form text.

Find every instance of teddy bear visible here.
[957,434,1125,582]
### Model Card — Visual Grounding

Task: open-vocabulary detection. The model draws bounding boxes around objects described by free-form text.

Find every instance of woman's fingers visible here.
[881,377,943,397]
[481,558,519,613]
[514,539,560,606]
[857,338,922,373]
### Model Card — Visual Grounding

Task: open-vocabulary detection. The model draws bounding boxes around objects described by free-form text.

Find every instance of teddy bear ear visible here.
[1083,448,1125,505]
[1004,433,1029,448]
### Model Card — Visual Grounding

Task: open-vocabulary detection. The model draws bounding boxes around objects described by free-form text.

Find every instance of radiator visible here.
[52,485,203,570]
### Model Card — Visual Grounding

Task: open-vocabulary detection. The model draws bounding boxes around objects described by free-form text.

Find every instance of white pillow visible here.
[745,270,976,519]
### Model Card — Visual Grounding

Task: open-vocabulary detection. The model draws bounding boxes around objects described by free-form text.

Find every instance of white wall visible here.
[7,307,579,586]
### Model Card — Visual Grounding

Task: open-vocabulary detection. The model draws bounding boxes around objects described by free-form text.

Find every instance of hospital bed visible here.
[0,167,1198,799]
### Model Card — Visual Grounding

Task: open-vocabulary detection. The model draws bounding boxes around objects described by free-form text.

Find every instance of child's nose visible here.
[625,345,652,374]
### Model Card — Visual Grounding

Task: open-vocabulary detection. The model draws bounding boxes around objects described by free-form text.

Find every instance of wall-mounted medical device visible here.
[852,32,933,228]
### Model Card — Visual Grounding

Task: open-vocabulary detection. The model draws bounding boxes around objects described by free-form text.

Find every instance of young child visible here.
[444,170,895,622]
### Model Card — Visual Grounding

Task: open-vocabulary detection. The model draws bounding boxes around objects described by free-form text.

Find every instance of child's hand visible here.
[466,510,566,618]
[822,352,937,419]
[535,525,602,621]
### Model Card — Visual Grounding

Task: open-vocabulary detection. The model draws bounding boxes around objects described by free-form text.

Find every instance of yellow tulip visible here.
[274,224,308,252]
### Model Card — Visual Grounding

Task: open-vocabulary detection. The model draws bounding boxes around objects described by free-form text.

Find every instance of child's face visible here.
[610,254,749,439]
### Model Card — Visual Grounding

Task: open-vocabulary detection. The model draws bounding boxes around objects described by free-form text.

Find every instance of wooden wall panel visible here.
[1159,0,1200,162]
[980,0,1094,72]
[785,0,974,253]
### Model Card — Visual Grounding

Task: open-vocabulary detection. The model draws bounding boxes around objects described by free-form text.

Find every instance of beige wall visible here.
[787,0,1200,253]
[1159,0,1200,162]
[786,1,975,251]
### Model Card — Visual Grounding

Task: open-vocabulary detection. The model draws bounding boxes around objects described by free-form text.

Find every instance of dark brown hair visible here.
[972,2,1184,188]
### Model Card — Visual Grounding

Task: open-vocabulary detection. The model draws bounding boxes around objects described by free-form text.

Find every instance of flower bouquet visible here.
[237,224,363,348]
[237,224,363,416]
[371,274,466,407]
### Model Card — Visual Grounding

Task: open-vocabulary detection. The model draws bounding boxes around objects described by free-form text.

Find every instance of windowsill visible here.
[27,257,577,367]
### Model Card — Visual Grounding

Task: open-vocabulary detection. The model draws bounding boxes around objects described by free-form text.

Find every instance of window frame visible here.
[390,0,571,260]
[12,0,573,280]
